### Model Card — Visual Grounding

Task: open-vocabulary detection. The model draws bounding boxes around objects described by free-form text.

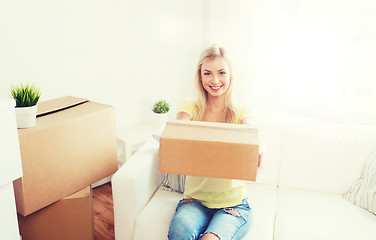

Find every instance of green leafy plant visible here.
[10,83,42,107]
[152,100,170,114]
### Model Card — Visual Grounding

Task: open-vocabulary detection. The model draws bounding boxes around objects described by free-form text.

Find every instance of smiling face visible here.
[200,57,231,98]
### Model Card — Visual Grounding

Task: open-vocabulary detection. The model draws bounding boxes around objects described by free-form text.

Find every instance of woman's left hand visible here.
[257,147,263,173]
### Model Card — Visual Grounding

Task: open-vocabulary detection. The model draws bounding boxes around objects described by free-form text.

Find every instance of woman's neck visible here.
[206,95,226,112]
[204,95,226,125]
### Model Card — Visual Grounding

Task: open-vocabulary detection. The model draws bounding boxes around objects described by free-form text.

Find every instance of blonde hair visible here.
[192,45,237,123]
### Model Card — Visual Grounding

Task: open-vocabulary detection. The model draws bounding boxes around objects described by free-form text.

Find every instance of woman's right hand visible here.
[176,112,191,120]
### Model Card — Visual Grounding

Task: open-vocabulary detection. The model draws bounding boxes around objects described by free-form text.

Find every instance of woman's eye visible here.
[203,72,211,76]
[220,71,226,75]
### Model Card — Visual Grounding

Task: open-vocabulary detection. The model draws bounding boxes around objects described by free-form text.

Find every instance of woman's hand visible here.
[176,112,191,121]
[257,146,263,174]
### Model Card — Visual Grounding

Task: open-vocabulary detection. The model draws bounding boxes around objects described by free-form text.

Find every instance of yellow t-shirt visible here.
[177,99,254,208]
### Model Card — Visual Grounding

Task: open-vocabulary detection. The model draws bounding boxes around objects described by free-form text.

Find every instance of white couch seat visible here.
[275,188,376,240]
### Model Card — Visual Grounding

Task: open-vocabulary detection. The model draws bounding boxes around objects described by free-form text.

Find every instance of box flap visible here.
[162,120,259,145]
[166,120,257,131]
[37,96,88,117]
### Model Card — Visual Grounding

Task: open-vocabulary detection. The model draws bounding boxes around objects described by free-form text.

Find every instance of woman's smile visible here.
[210,85,223,91]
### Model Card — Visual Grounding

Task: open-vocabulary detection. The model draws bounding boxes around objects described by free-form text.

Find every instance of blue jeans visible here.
[168,198,252,240]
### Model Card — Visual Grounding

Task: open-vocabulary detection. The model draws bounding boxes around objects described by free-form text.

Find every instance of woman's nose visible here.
[212,75,220,84]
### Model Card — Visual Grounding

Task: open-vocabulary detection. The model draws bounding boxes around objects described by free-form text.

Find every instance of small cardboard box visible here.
[159,120,259,181]
[18,186,94,240]
[14,96,118,216]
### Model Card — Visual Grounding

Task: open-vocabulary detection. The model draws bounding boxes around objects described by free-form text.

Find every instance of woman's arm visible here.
[176,111,191,121]
[240,117,255,126]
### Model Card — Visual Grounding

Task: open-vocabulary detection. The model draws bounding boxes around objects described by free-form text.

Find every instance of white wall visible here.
[0,0,203,128]
[1,0,376,127]
[206,0,376,125]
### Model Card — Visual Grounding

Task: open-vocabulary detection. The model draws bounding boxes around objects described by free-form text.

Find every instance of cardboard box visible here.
[14,96,118,216]
[18,186,94,240]
[159,120,259,181]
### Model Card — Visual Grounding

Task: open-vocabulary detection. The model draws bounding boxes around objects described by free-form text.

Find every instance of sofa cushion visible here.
[274,188,376,240]
[243,183,278,240]
[133,189,181,240]
[133,183,277,240]
[279,114,376,194]
[344,146,376,215]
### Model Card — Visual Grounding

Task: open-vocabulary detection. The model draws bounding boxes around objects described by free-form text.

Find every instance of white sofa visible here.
[112,113,376,240]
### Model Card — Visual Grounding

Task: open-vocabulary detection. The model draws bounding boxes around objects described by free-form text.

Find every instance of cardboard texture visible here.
[18,186,94,240]
[14,96,118,216]
[159,120,259,181]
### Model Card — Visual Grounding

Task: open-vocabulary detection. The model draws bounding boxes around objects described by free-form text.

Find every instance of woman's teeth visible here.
[211,85,222,90]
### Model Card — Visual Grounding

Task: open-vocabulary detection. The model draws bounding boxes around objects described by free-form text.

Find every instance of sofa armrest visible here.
[112,138,161,240]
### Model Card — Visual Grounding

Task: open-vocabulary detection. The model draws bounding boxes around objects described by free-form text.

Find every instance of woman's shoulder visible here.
[232,102,255,125]
[177,98,197,119]
[179,98,196,107]
[233,102,250,112]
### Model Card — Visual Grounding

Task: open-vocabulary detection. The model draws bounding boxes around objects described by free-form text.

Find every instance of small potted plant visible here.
[152,99,170,131]
[152,99,170,115]
[10,83,42,128]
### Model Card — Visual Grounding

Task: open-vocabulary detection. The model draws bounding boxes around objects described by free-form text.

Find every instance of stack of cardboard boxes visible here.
[14,96,118,240]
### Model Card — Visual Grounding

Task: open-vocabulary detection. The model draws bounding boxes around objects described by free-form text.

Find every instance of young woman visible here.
[168,45,261,240]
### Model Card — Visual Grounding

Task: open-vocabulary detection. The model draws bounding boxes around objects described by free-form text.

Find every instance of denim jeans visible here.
[168,198,252,240]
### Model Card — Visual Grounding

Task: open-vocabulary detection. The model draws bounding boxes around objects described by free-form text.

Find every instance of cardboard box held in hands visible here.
[159,120,259,181]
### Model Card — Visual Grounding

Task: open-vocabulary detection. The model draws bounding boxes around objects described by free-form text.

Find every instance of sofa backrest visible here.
[277,114,376,195]
[255,114,283,185]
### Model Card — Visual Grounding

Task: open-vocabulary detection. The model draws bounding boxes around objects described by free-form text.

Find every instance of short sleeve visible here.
[236,104,255,126]
[177,99,196,119]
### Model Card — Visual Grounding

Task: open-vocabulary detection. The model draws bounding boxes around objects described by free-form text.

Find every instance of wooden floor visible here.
[93,183,115,240]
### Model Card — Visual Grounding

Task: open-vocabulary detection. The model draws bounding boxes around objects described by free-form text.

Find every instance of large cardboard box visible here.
[18,186,94,240]
[159,120,259,181]
[14,96,118,216]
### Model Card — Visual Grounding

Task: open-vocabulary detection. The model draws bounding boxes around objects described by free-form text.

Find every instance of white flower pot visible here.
[153,112,169,134]
[15,105,37,128]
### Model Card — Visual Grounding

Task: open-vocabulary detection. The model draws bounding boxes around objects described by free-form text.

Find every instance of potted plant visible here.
[10,83,42,128]
[152,99,170,115]
[152,99,170,131]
